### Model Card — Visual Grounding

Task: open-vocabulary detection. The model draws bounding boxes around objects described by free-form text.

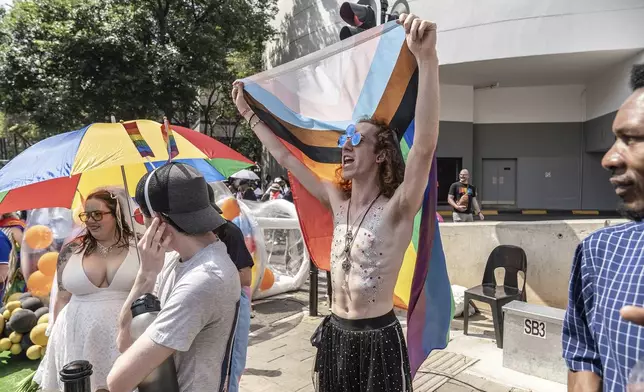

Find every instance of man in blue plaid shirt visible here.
[563,64,644,391]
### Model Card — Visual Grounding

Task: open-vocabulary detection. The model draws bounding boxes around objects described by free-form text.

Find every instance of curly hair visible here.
[77,188,135,255]
[335,117,405,198]
[631,64,644,91]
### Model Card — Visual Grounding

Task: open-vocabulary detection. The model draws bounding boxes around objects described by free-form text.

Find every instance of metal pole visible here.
[380,0,389,24]
[121,166,142,265]
[309,260,318,316]
[326,270,332,309]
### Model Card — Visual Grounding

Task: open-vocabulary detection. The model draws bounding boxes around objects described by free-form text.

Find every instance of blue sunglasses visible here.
[337,124,363,148]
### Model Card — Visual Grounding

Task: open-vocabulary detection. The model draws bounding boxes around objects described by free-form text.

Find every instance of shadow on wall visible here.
[493,221,582,309]
[268,0,341,67]
[441,219,622,310]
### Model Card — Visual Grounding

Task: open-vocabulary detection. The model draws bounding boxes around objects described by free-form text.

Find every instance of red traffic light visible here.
[340,1,376,29]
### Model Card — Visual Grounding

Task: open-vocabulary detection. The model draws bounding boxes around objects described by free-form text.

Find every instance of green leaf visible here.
[0,0,277,153]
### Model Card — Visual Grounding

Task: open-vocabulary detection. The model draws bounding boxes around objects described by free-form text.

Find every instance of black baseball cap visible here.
[135,163,226,234]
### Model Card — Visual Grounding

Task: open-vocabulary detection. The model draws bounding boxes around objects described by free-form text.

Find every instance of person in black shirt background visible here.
[209,185,254,392]
[447,169,484,222]
[238,180,257,201]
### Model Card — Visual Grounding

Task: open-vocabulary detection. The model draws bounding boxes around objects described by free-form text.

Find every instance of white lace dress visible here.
[34,245,139,391]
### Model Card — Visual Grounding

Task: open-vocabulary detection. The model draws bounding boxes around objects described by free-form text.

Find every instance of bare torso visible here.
[330,196,413,319]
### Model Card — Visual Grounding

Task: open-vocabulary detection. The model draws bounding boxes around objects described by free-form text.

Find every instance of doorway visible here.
[437,158,462,205]
[481,159,517,206]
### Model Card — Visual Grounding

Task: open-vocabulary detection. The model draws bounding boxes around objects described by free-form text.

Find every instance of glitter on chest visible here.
[331,203,386,303]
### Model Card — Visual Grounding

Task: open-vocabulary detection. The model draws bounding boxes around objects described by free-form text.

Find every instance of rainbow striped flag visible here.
[123,122,155,158]
[161,117,179,161]
[242,20,453,377]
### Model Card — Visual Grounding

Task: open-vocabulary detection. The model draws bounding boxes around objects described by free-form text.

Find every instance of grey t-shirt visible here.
[147,240,241,392]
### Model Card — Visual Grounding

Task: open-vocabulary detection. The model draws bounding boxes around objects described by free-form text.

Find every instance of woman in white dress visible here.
[34,187,140,391]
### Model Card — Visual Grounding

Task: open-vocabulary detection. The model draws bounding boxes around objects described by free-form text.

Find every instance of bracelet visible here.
[250,117,262,129]
[247,113,257,124]
[240,108,251,117]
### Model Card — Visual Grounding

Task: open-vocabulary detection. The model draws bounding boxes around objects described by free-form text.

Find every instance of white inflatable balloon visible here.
[210,182,309,299]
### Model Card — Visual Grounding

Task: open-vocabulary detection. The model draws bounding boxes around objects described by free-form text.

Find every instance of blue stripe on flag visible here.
[352,21,405,120]
[243,83,351,130]
[423,220,452,349]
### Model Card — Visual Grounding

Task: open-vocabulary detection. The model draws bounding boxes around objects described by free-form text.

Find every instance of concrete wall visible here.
[441,85,474,122]
[437,122,473,173]
[473,122,584,209]
[586,51,644,120]
[584,111,616,153]
[440,219,627,310]
[474,85,586,124]
[581,152,619,210]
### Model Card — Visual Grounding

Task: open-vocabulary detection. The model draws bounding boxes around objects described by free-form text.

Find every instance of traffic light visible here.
[339,0,378,41]
[338,0,411,41]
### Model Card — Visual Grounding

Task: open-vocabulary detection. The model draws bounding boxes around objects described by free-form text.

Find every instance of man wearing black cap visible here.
[108,163,240,392]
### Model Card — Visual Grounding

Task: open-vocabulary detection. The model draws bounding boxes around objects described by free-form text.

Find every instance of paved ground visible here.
[239,286,564,392]
[438,213,620,222]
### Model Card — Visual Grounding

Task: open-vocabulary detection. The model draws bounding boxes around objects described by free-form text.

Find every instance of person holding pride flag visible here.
[233,13,439,392]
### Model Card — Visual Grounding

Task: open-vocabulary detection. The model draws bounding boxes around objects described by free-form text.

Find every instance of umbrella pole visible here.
[120,165,143,264]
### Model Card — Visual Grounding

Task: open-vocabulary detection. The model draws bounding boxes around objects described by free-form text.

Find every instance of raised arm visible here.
[232,82,339,210]
[392,14,440,220]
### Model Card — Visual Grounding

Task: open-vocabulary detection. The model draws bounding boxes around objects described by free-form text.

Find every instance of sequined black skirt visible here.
[312,310,413,392]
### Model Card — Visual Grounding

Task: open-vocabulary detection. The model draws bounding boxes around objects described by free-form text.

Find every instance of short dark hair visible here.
[630,64,644,91]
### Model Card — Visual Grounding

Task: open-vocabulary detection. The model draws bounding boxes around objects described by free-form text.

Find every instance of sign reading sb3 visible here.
[523,318,547,339]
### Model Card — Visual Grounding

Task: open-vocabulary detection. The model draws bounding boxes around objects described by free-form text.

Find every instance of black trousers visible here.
[313,310,413,392]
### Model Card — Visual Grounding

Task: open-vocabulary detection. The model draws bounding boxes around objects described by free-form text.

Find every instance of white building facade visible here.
[263,0,644,211]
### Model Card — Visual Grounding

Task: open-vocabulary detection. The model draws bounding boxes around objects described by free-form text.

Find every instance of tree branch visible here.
[229,117,242,147]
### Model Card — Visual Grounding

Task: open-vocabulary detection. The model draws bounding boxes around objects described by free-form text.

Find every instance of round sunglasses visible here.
[337,124,363,148]
[78,210,113,223]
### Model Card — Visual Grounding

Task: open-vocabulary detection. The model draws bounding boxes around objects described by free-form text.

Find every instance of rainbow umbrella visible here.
[0,119,253,213]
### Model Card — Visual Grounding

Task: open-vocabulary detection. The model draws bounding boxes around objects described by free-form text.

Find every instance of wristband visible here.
[240,108,251,117]
[250,117,262,129]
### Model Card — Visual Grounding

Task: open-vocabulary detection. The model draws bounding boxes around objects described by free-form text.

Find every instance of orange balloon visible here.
[27,271,53,296]
[38,252,59,277]
[220,198,240,221]
[24,225,54,250]
[33,281,52,298]
[259,268,275,291]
